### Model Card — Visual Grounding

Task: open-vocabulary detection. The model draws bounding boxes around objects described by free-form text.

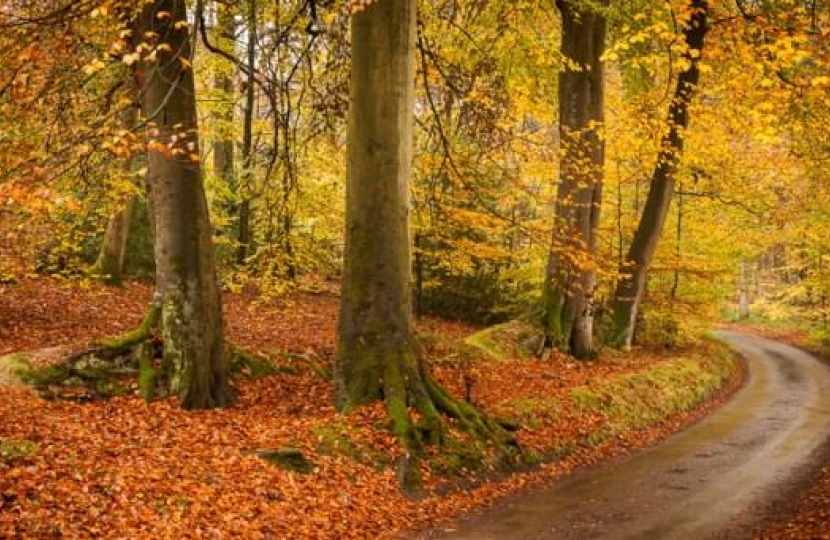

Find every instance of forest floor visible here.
[0,277,748,538]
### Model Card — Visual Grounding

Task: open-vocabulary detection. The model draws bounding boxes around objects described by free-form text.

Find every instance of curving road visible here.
[426,331,830,539]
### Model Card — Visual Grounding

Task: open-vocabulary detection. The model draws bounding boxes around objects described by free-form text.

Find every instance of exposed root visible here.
[374,354,522,495]
[19,298,285,403]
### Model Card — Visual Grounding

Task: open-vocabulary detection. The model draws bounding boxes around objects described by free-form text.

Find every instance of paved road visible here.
[426,331,830,539]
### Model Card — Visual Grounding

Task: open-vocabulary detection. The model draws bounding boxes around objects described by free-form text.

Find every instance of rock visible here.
[0,353,31,386]
[256,448,314,474]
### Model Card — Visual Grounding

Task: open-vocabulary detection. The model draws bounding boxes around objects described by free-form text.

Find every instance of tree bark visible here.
[738,260,750,319]
[213,1,236,220]
[237,0,256,265]
[542,0,607,359]
[335,0,422,410]
[609,0,708,349]
[93,196,135,285]
[133,0,232,409]
[334,0,511,488]
[91,105,140,285]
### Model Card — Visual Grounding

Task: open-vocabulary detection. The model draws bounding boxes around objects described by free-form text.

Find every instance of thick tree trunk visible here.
[609,0,708,349]
[133,0,232,409]
[334,1,511,488]
[335,0,421,410]
[542,0,607,359]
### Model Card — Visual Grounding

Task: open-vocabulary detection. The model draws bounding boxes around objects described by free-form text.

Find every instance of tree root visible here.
[376,355,522,496]
[20,298,289,403]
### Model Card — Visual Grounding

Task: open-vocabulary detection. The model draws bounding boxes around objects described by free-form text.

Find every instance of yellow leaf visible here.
[123,52,140,66]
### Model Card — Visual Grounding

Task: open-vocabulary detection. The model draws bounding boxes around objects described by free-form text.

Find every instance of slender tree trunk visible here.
[334,1,510,491]
[542,0,607,359]
[738,260,750,319]
[92,105,140,285]
[609,0,708,349]
[213,1,236,213]
[133,0,232,409]
[93,197,135,285]
[237,0,256,265]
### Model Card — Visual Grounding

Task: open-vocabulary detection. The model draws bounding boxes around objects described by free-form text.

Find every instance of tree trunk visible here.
[335,0,422,411]
[237,0,256,265]
[213,1,236,218]
[91,105,140,285]
[738,260,750,319]
[334,0,511,490]
[542,0,607,359]
[93,196,135,285]
[609,0,708,350]
[133,0,232,409]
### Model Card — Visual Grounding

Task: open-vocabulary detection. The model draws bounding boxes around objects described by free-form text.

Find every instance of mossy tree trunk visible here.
[335,0,419,412]
[335,0,511,488]
[609,0,708,350]
[132,0,232,409]
[542,0,607,360]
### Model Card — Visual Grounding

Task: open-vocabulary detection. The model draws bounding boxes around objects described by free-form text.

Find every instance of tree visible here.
[91,103,140,286]
[608,0,708,349]
[541,0,608,359]
[335,0,512,491]
[132,0,232,408]
[212,0,237,237]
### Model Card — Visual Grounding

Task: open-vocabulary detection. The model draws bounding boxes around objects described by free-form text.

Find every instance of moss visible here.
[312,421,391,470]
[566,342,737,438]
[464,320,544,361]
[138,345,158,403]
[229,346,299,380]
[95,299,160,351]
[545,440,578,461]
[0,439,38,461]
[428,438,487,476]
[19,364,70,388]
[18,357,129,400]
[0,353,32,385]
[417,333,491,366]
[494,397,560,431]
[256,448,314,473]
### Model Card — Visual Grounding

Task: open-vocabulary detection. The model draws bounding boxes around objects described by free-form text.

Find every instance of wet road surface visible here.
[427,331,830,539]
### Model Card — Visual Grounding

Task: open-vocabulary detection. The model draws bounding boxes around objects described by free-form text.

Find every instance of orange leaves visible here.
[1,277,740,538]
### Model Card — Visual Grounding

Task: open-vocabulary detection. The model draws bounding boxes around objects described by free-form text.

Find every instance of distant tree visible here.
[91,102,140,286]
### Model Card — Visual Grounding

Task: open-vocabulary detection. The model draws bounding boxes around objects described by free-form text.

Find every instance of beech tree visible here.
[609,0,709,349]
[91,103,139,285]
[541,0,608,359]
[131,0,232,408]
[334,0,513,490]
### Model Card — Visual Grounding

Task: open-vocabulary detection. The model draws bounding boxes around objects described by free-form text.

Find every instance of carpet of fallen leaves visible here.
[1,278,739,538]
